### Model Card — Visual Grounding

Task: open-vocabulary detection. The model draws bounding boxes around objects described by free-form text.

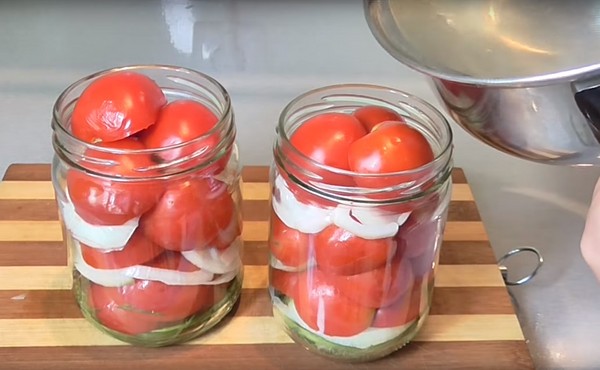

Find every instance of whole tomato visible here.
[371,277,424,328]
[331,253,414,308]
[139,100,229,173]
[353,106,404,132]
[71,71,166,143]
[66,138,163,225]
[210,212,242,251]
[269,211,311,269]
[269,268,299,300]
[295,269,374,337]
[347,121,434,189]
[89,284,173,335]
[288,112,366,187]
[80,229,164,269]
[314,225,396,275]
[140,177,234,251]
[101,251,214,319]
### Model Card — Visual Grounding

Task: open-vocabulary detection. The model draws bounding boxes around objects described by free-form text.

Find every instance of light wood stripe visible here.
[0,314,522,348]
[0,264,503,290]
[414,315,524,341]
[0,220,487,243]
[0,182,56,200]
[242,183,271,201]
[0,266,72,290]
[0,182,273,201]
[0,221,63,242]
[0,181,473,202]
[435,265,504,287]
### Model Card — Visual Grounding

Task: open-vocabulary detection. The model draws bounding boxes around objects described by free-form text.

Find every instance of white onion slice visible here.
[73,241,134,287]
[182,238,242,274]
[272,175,332,233]
[207,270,238,285]
[332,206,410,239]
[126,264,215,286]
[59,195,138,251]
[72,241,231,287]
[269,256,314,272]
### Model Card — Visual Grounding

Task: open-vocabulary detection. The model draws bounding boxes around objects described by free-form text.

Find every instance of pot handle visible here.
[574,82,600,138]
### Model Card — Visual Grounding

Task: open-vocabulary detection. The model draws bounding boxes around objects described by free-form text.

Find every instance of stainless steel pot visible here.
[364,0,600,166]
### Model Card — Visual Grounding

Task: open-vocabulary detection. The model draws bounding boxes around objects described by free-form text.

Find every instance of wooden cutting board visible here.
[0,164,534,370]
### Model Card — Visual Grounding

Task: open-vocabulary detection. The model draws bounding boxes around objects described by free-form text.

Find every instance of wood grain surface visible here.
[0,164,534,370]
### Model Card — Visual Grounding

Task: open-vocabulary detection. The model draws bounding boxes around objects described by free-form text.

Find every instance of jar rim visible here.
[276,83,454,180]
[51,64,233,157]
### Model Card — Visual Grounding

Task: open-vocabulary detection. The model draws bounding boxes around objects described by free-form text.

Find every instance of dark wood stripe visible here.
[0,285,514,319]
[0,198,478,224]
[440,241,497,265]
[0,200,58,221]
[2,165,272,183]
[0,290,81,319]
[235,289,272,317]
[448,201,480,222]
[451,168,467,184]
[0,239,494,268]
[242,241,269,266]
[0,341,533,370]
[0,241,67,266]
[3,164,467,184]
[241,166,270,183]
[242,200,270,221]
[430,287,513,315]
[0,289,271,320]
[3,164,52,181]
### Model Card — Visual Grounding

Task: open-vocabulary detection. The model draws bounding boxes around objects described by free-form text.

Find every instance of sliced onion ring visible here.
[72,241,240,287]
[332,206,410,240]
[60,191,138,251]
[270,255,315,272]
[272,175,332,234]
[73,241,134,287]
[181,238,242,274]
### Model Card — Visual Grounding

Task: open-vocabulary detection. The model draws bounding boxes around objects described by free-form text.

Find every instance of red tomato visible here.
[269,268,299,300]
[331,254,414,308]
[315,225,396,275]
[397,212,439,260]
[269,211,310,268]
[139,100,229,173]
[80,230,164,269]
[353,106,404,132]
[140,177,234,251]
[371,278,423,328]
[348,121,434,189]
[290,113,366,171]
[295,269,374,337]
[71,71,166,143]
[288,112,366,187]
[66,138,163,225]
[209,198,242,251]
[437,80,484,109]
[89,284,174,335]
[212,280,234,306]
[98,251,214,322]
[211,214,242,251]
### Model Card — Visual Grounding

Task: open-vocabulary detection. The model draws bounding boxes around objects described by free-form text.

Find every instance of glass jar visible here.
[51,65,243,347]
[268,84,453,361]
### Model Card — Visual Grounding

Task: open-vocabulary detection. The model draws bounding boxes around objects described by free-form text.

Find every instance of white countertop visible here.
[3,1,600,368]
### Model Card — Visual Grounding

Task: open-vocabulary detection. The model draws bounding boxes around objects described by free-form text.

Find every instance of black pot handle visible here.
[575,85,600,139]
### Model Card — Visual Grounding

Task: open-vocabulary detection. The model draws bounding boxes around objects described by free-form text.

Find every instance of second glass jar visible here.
[51,65,243,346]
[268,84,453,362]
